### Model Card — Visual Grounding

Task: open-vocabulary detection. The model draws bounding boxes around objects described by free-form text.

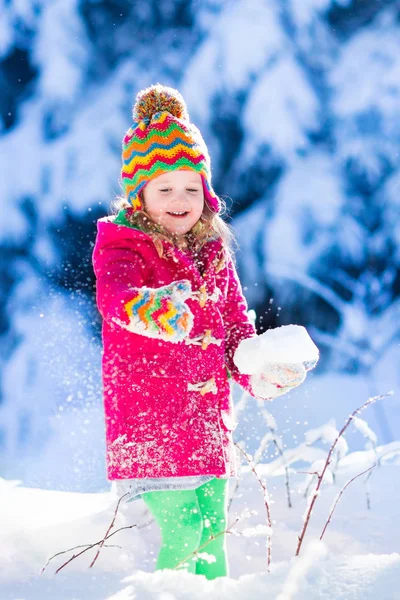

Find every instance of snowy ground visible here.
[1,458,399,599]
[2,365,399,598]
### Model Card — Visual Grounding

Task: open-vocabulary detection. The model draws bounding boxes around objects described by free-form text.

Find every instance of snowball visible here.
[234,324,319,375]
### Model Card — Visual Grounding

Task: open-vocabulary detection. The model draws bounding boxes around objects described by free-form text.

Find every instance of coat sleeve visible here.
[92,234,194,342]
[222,252,258,395]
[92,236,149,327]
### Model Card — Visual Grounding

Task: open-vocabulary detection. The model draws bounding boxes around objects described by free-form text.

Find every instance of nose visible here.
[168,189,190,208]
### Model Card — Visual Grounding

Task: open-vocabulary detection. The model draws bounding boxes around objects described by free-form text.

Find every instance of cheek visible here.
[145,196,164,216]
[194,197,205,215]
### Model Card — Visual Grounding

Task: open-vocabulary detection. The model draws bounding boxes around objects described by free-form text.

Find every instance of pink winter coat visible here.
[92,212,256,480]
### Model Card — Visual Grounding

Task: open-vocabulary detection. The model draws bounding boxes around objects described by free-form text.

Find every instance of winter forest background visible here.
[1,0,400,506]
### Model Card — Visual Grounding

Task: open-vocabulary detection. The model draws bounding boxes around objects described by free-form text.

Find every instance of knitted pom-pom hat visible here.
[120,83,220,213]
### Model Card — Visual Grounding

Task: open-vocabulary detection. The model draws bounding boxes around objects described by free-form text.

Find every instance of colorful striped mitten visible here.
[117,280,194,343]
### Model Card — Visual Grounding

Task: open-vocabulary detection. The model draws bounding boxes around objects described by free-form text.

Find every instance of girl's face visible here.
[142,170,205,236]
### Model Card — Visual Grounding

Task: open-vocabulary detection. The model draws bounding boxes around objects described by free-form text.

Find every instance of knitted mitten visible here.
[119,280,194,342]
[249,362,307,400]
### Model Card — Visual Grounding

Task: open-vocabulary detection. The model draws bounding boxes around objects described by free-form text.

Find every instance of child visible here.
[92,84,316,580]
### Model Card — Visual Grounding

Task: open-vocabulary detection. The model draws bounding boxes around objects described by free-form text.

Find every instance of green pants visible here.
[142,477,229,579]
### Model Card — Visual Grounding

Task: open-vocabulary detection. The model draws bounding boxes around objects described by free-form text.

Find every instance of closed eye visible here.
[159,187,200,193]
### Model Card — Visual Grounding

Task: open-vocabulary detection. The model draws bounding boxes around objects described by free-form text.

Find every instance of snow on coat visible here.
[92,214,257,480]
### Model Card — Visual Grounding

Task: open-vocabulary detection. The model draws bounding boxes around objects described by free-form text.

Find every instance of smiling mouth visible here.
[167,211,189,218]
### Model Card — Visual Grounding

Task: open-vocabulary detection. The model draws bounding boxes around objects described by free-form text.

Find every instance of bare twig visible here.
[229,394,293,511]
[234,441,273,570]
[88,492,129,568]
[172,516,241,571]
[42,543,119,575]
[295,392,392,556]
[331,450,342,485]
[298,471,320,500]
[320,464,376,540]
[42,523,139,574]
[259,404,293,509]
[42,492,152,575]
[272,438,293,508]
[364,447,400,510]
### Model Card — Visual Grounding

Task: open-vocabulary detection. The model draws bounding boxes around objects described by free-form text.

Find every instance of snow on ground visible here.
[2,368,399,598]
[1,458,399,599]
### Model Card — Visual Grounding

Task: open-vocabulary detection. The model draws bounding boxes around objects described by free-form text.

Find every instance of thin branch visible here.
[229,395,292,511]
[259,404,293,509]
[41,542,120,575]
[42,492,154,575]
[89,492,130,568]
[42,524,140,575]
[320,464,376,541]
[172,516,241,571]
[271,437,293,509]
[295,392,392,556]
[234,442,273,570]
[364,447,400,509]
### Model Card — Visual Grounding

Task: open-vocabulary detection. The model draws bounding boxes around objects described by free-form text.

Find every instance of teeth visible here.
[169,211,186,215]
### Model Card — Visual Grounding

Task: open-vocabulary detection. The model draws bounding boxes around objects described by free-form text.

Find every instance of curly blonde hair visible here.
[110,190,237,258]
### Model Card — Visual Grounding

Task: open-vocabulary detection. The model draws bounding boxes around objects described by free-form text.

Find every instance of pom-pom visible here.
[133,83,189,121]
